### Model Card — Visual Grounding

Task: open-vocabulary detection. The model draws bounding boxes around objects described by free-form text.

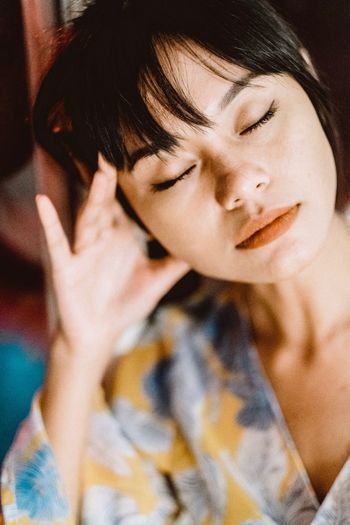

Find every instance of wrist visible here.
[52,329,113,369]
[48,331,110,387]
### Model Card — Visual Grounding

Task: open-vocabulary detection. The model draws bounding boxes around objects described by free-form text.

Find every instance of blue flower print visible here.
[281,476,318,525]
[15,444,69,521]
[204,301,252,369]
[144,357,173,418]
[112,398,173,454]
[235,389,274,431]
[202,299,275,431]
[240,520,277,525]
[174,467,209,522]
[169,326,215,441]
[82,484,176,525]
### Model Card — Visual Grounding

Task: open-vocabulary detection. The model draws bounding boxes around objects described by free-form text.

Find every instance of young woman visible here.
[1,0,349,523]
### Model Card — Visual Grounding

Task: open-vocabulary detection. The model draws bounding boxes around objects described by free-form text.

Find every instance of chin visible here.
[193,230,326,284]
[253,239,324,283]
[218,232,325,284]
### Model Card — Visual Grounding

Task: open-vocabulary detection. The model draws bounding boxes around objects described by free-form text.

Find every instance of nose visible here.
[214,161,270,211]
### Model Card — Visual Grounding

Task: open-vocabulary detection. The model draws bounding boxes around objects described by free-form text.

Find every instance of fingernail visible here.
[98,153,116,176]
[35,194,45,206]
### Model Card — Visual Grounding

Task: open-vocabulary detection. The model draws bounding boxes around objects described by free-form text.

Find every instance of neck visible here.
[242,212,350,357]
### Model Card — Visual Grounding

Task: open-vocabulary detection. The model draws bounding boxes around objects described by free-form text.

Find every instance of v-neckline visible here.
[241,310,350,521]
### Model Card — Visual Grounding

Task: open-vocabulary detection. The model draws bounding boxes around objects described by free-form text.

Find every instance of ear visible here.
[300,47,319,79]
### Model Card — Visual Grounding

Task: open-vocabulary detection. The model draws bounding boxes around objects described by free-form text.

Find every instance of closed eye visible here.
[241,101,278,135]
[150,164,196,193]
[149,103,277,193]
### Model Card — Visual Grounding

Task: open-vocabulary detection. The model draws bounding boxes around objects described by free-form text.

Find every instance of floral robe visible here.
[1,279,349,524]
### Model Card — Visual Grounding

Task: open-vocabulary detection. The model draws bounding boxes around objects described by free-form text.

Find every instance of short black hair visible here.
[33,0,343,205]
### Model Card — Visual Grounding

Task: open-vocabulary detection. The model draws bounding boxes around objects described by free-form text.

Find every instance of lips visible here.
[235,204,300,250]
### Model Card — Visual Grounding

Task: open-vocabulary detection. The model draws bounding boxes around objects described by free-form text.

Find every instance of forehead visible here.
[123,46,255,157]
[149,45,250,126]
[123,45,287,169]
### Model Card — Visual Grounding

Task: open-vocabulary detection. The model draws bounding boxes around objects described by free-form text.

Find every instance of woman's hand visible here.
[36,156,190,515]
[36,154,190,378]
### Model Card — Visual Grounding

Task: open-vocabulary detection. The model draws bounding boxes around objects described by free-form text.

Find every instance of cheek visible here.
[141,202,205,258]
[302,127,337,206]
[119,181,197,254]
[277,108,337,201]
[134,201,219,267]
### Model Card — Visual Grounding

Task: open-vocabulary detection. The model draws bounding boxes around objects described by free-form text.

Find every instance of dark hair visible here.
[33,0,343,208]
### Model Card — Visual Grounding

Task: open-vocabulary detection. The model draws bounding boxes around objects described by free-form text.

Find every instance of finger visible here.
[97,153,118,203]
[148,257,191,299]
[36,194,71,271]
[77,156,133,249]
[74,168,110,248]
[94,200,135,235]
[96,154,133,228]
[85,167,109,208]
[77,155,122,234]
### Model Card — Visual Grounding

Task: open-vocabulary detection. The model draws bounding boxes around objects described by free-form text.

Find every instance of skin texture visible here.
[37,47,350,508]
[36,157,189,516]
[117,48,350,501]
[118,50,337,283]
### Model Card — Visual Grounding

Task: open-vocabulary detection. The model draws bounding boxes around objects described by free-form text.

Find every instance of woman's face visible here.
[118,49,337,283]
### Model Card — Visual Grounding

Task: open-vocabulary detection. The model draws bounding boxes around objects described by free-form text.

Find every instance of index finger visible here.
[36,194,71,272]
[97,153,118,203]
[76,154,122,235]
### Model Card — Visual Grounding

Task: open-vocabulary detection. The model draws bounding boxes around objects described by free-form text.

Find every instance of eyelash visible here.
[150,165,196,193]
[151,102,278,193]
[240,101,278,135]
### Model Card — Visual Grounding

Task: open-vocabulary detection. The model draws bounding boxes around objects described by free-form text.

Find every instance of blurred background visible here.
[0,0,349,464]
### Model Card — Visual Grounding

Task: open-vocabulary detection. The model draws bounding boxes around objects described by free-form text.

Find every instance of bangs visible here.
[116,36,214,169]
[121,35,256,169]
[35,22,252,176]
[33,0,340,197]
[39,36,218,175]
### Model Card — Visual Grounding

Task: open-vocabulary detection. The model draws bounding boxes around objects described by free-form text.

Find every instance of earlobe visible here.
[300,47,319,79]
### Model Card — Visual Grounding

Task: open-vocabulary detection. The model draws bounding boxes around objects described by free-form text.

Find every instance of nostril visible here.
[256,182,266,190]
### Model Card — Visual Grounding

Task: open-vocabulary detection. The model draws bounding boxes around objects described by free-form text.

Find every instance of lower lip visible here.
[236,204,300,250]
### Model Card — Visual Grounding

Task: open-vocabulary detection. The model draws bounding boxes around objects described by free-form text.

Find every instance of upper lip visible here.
[235,204,298,247]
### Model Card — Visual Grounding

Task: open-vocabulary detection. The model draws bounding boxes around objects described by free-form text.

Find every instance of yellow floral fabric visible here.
[1,279,347,524]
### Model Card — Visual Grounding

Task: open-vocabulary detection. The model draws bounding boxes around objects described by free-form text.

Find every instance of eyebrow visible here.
[218,72,259,111]
[128,145,161,171]
[129,72,260,171]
